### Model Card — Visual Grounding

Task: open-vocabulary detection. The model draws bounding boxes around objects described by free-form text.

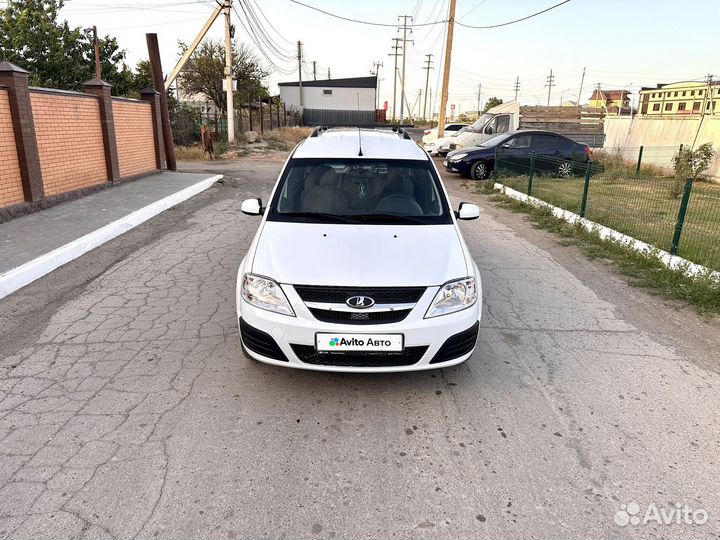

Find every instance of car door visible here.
[529,134,560,173]
[496,134,533,174]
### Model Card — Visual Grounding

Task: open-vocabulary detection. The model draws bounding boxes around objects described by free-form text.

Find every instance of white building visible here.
[278,76,377,126]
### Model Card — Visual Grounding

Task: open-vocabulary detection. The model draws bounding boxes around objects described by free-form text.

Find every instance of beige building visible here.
[639,80,720,116]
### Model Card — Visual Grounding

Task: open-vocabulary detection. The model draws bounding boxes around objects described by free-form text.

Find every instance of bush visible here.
[171,103,202,146]
[671,143,716,197]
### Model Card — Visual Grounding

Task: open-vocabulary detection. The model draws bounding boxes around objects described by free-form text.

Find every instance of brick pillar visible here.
[140,87,165,170]
[83,78,120,182]
[0,61,44,202]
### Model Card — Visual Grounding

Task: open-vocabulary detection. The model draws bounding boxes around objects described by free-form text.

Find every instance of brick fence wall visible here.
[0,89,24,207]
[113,99,156,178]
[31,90,108,196]
[0,61,165,216]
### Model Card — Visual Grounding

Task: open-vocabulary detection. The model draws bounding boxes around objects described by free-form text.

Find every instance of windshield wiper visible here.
[279,212,358,224]
[355,213,429,224]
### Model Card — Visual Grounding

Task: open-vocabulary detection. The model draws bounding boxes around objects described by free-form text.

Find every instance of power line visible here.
[456,0,571,28]
[288,0,443,27]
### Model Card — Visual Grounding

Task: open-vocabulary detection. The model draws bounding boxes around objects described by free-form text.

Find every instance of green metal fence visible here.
[493,146,720,272]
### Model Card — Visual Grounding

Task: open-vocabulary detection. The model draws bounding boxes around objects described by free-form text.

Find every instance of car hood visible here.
[251,222,469,287]
[448,146,493,158]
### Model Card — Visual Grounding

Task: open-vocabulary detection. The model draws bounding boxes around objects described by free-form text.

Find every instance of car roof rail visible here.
[310,125,329,137]
[390,126,412,140]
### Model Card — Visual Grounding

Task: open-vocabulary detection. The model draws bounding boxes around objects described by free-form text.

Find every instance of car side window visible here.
[508,135,532,148]
[531,134,558,149]
[496,115,510,133]
[484,119,496,134]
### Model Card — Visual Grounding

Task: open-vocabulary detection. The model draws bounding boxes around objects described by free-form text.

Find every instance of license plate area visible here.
[316,333,404,352]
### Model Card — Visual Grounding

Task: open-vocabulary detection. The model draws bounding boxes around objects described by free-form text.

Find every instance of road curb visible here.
[0,174,223,300]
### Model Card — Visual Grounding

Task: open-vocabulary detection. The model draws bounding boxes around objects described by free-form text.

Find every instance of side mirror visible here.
[456,201,480,220]
[500,143,511,148]
[485,126,494,134]
[241,197,263,216]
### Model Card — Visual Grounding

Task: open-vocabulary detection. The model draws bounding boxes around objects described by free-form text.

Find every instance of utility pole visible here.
[327,67,331,79]
[297,41,303,109]
[705,74,714,115]
[388,37,402,122]
[513,76,520,102]
[437,0,456,138]
[476,83,482,114]
[312,61,317,81]
[223,0,235,143]
[577,67,586,110]
[91,26,101,79]
[422,54,433,121]
[545,68,555,106]
[398,15,413,123]
[372,61,384,111]
[146,34,176,170]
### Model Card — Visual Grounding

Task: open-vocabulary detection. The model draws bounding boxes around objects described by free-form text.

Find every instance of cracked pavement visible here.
[1,157,719,539]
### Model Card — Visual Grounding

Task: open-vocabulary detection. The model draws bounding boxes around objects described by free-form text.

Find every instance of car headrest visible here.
[317,168,338,187]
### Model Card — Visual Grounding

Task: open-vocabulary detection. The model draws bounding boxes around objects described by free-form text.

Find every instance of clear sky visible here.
[53,0,720,116]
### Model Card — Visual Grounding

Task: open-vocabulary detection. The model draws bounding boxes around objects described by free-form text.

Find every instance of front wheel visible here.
[557,161,573,178]
[471,160,490,180]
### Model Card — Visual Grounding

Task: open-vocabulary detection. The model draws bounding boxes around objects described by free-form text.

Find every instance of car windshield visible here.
[479,132,516,148]
[470,113,494,132]
[268,158,452,225]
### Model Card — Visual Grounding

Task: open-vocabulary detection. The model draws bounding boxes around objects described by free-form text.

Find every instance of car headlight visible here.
[455,143,464,149]
[425,277,477,318]
[450,153,468,161]
[241,273,295,316]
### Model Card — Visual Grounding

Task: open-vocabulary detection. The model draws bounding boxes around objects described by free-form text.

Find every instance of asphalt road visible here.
[1,155,720,539]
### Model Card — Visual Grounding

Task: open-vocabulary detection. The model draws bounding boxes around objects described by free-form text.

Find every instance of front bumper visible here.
[444,158,469,174]
[237,283,482,373]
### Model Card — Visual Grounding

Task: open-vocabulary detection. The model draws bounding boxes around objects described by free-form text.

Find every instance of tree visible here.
[0,0,135,94]
[482,97,503,113]
[178,39,269,113]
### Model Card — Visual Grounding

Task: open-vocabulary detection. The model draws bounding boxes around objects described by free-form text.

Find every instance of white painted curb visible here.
[494,182,720,282]
[0,174,223,300]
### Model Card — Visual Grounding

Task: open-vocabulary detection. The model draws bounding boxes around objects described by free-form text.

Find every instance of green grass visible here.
[496,173,720,271]
[478,189,720,315]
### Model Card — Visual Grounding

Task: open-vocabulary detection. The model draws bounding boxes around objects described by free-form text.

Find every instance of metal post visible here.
[527,153,536,196]
[259,100,264,134]
[249,97,253,132]
[276,100,280,128]
[493,146,498,181]
[269,101,273,131]
[580,162,592,217]
[283,103,287,126]
[636,145,644,176]
[671,178,694,255]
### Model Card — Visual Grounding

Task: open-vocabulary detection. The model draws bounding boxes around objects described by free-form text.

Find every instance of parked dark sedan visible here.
[444,130,591,180]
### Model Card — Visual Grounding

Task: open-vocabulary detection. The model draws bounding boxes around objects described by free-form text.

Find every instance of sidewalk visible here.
[0,171,222,299]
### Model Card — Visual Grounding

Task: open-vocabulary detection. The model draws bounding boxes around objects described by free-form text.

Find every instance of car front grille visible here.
[308,308,411,325]
[294,286,425,304]
[291,344,428,367]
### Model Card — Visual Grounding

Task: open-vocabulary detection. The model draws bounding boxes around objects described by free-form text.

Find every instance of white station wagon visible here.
[236,127,482,372]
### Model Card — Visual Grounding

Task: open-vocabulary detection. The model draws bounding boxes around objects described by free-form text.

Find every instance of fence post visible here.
[492,146,498,181]
[0,61,44,202]
[249,99,253,132]
[671,178,694,255]
[276,100,281,128]
[83,78,120,182]
[259,100,264,134]
[283,103,287,126]
[527,152,536,196]
[579,162,592,217]
[140,88,165,170]
[635,145,644,176]
[269,101,273,130]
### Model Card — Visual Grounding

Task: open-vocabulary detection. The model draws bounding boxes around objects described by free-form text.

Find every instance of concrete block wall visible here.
[31,90,108,196]
[0,61,165,216]
[0,89,25,207]
[112,99,156,178]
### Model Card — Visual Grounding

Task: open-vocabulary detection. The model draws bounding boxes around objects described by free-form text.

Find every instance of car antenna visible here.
[357,93,363,156]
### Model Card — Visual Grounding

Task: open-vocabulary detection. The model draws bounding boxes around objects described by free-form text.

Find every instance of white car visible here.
[236,127,482,373]
[424,126,472,156]
[421,123,469,145]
